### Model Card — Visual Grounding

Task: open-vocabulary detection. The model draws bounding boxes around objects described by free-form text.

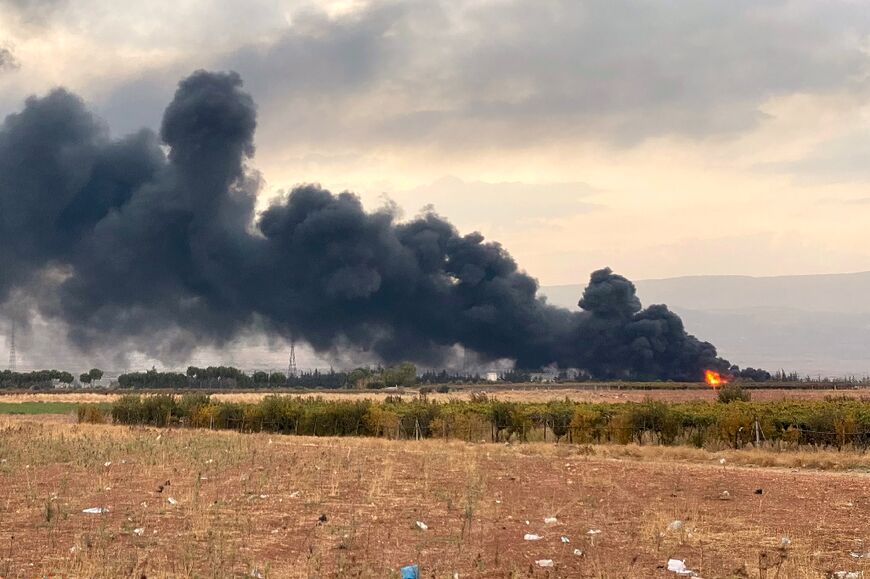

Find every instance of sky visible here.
[3,0,870,287]
[3,0,870,373]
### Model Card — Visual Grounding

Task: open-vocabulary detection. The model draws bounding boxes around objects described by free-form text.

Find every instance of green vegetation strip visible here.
[84,393,870,450]
[0,402,97,415]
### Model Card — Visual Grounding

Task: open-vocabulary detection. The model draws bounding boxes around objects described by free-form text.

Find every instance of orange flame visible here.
[704,370,728,389]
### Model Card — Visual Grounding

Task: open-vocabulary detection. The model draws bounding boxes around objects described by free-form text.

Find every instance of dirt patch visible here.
[0,418,868,577]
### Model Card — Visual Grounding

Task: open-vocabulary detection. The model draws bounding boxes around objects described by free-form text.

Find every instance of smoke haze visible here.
[0,70,728,379]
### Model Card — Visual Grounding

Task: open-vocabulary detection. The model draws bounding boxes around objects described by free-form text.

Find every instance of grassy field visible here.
[6,385,870,406]
[1,414,870,577]
[0,401,84,415]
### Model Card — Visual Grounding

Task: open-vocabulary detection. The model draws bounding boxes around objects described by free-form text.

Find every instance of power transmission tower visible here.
[288,341,297,378]
[7,321,16,372]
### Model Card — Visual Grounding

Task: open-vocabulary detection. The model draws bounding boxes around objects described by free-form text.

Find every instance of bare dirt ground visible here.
[1,415,870,577]
[4,386,870,405]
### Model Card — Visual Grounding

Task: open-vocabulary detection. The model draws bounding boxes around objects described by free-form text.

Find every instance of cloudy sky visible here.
[3,0,870,288]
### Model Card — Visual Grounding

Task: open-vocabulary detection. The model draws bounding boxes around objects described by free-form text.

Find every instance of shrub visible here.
[77,404,106,424]
[717,383,751,403]
[112,395,144,424]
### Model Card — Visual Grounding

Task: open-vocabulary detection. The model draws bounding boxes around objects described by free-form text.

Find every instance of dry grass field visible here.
[5,386,870,406]
[2,414,870,577]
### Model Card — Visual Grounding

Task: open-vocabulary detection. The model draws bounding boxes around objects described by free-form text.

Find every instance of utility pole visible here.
[7,321,16,372]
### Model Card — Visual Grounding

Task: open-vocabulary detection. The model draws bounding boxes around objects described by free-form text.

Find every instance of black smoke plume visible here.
[0,70,729,380]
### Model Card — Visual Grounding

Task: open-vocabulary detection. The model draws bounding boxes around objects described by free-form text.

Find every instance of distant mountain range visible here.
[542,272,870,377]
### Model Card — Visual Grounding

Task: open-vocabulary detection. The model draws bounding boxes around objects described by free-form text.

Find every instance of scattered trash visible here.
[140,501,147,508]
[156,480,170,493]
[133,528,145,536]
[318,513,328,524]
[289,491,301,498]
[668,520,684,531]
[205,459,214,464]
[781,537,791,547]
[561,536,570,543]
[82,507,108,514]
[524,533,542,541]
[831,572,862,579]
[573,548,584,557]
[718,490,732,500]
[400,564,419,579]
[167,497,178,505]
[495,499,501,504]
[104,461,112,467]
[850,552,870,559]
[719,458,726,465]
[525,520,530,525]
[535,559,555,568]
[415,521,428,531]
[544,516,558,525]
[70,545,79,553]
[755,488,764,495]
[667,558,696,576]
[250,569,264,579]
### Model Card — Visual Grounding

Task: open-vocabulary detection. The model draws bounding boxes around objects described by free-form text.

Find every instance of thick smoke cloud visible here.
[0,70,729,379]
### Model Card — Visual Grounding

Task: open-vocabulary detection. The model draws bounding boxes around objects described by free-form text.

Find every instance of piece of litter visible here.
[524,533,542,541]
[561,536,570,543]
[667,558,695,576]
[205,459,214,464]
[415,521,428,531]
[573,548,583,556]
[525,520,530,525]
[587,529,601,535]
[250,570,264,579]
[133,528,145,536]
[850,552,870,559]
[544,516,558,525]
[104,461,112,467]
[289,491,301,498]
[69,545,79,553]
[495,499,501,504]
[719,458,726,465]
[167,497,178,505]
[668,520,684,531]
[535,559,555,568]
[718,490,731,500]
[781,537,791,547]
[82,507,108,514]
[400,564,419,579]
[832,573,862,579]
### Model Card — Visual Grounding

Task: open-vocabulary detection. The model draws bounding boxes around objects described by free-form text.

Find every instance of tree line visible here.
[92,393,870,450]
